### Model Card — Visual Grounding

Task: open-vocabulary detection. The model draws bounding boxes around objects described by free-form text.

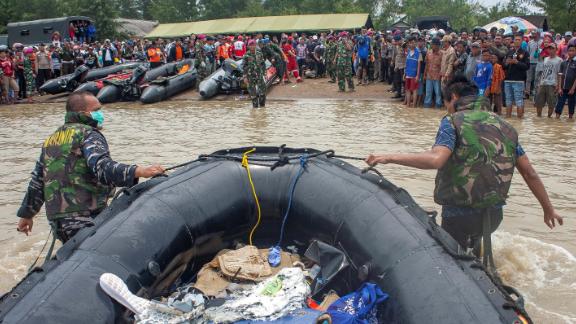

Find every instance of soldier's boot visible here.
[252,97,260,108]
[348,78,355,92]
[259,94,266,107]
[338,79,345,92]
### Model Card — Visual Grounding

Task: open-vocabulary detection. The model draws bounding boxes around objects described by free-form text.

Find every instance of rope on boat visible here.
[276,154,308,247]
[241,148,262,246]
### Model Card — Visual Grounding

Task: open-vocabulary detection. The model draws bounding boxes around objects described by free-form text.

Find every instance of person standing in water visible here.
[366,76,563,257]
[244,40,267,108]
[16,92,165,242]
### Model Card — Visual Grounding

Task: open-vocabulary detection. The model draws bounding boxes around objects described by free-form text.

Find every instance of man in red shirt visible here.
[0,46,19,104]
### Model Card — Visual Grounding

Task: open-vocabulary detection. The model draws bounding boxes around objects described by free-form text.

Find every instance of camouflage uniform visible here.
[434,97,519,209]
[18,112,138,242]
[335,38,354,92]
[194,40,207,88]
[23,57,35,95]
[243,49,266,107]
[325,41,336,83]
[261,43,285,83]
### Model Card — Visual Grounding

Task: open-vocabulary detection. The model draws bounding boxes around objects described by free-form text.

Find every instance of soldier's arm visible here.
[17,153,46,219]
[82,131,138,187]
[516,154,563,229]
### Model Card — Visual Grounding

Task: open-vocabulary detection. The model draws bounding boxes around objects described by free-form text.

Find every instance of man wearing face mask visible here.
[365,76,563,258]
[16,92,165,242]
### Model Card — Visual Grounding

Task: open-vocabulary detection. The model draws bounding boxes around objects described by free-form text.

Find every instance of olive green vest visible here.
[42,113,112,220]
[434,108,519,208]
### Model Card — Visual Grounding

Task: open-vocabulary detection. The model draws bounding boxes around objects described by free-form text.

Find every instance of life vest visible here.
[175,45,183,61]
[42,112,112,220]
[434,101,519,208]
[148,47,161,62]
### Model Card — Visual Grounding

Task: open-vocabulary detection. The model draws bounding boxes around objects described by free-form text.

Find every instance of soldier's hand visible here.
[544,209,563,229]
[365,154,389,167]
[135,164,165,178]
[17,218,33,236]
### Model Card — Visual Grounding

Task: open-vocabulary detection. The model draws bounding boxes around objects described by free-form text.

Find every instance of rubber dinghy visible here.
[39,62,143,95]
[199,59,278,99]
[139,64,197,104]
[97,60,195,104]
[0,147,531,324]
[74,71,135,96]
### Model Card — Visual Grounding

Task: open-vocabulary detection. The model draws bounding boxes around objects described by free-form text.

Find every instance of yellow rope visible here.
[242,148,261,246]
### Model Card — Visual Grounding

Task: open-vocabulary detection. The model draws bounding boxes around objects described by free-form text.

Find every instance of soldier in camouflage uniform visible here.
[259,38,285,84]
[23,47,36,102]
[325,36,337,83]
[194,35,208,89]
[333,32,354,92]
[366,77,563,257]
[244,40,267,108]
[17,92,164,242]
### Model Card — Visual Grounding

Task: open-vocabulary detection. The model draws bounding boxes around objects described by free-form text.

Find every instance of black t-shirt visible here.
[504,48,530,81]
[560,58,576,90]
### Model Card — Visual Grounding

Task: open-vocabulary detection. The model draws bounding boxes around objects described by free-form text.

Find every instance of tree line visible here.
[0,0,572,39]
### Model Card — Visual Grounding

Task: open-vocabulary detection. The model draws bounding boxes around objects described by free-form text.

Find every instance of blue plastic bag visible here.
[326,282,388,324]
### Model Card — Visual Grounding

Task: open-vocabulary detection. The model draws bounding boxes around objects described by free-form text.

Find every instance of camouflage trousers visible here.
[196,66,209,90]
[336,59,354,91]
[247,74,266,98]
[326,61,336,82]
[24,68,35,94]
[51,215,96,243]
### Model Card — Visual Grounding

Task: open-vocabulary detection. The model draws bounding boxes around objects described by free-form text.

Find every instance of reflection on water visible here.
[0,100,574,322]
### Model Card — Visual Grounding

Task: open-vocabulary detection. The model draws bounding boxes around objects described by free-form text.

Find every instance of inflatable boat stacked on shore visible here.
[0,147,530,323]
[39,62,143,95]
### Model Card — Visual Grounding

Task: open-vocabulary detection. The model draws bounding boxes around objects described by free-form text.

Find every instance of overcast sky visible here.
[476,0,541,12]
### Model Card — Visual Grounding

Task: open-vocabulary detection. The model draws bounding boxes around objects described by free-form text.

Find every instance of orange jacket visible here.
[147,47,161,62]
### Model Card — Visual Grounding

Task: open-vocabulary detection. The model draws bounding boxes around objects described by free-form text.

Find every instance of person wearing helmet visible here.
[244,39,267,108]
[0,45,19,104]
[333,31,355,92]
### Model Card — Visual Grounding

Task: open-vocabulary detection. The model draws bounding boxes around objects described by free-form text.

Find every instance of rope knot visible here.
[242,148,256,168]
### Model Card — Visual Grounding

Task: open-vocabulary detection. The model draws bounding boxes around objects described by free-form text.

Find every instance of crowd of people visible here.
[1,24,575,118]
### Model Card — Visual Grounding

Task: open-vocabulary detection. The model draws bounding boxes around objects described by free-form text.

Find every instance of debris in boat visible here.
[326,282,388,324]
[99,243,388,323]
[304,240,350,294]
[194,246,300,297]
[203,267,310,323]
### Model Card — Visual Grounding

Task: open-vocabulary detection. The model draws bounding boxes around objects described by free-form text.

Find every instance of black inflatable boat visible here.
[39,62,143,95]
[139,68,197,104]
[0,147,530,323]
[97,60,195,104]
[199,59,278,99]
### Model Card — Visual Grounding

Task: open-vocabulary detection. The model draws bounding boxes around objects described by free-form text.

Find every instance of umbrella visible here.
[483,16,537,35]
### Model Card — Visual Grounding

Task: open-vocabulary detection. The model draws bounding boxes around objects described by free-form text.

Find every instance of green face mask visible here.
[90,110,104,128]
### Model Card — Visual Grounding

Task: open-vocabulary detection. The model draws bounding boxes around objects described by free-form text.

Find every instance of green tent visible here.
[146,13,372,38]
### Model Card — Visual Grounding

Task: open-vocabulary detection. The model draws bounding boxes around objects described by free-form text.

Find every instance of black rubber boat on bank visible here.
[139,67,197,104]
[0,147,530,323]
[40,62,143,95]
[97,60,195,104]
[198,59,278,99]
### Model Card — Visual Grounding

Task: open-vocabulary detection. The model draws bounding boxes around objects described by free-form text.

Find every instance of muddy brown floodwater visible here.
[0,99,574,323]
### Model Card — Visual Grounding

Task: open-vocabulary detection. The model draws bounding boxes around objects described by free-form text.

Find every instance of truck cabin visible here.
[7,16,93,47]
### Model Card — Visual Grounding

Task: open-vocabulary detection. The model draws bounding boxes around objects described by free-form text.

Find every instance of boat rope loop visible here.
[277,154,309,247]
[242,148,262,246]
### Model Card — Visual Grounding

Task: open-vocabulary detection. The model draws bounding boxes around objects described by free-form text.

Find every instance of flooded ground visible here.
[0,99,574,323]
